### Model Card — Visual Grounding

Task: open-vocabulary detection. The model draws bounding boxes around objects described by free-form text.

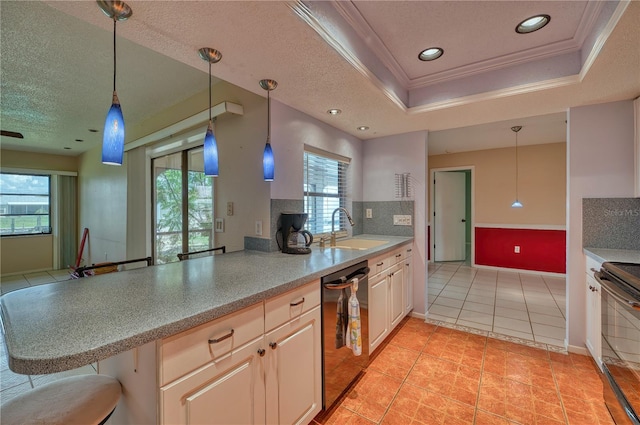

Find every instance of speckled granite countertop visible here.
[584,247,640,264]
[0,235,412,375]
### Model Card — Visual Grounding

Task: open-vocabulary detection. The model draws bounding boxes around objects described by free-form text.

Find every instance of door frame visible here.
[430,166,475,265]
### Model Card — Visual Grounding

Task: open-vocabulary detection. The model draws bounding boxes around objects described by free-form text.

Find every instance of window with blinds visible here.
[303,150,349,237]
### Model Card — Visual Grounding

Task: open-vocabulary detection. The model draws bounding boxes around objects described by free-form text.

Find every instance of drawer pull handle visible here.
[290,297,305,307]
[258,349,266,357]
[407,249,412,252]
[377,262,384,266]
[269,342,278,350]
[396,254,402,258]
[589,285,598,292]
[208,329,234,344]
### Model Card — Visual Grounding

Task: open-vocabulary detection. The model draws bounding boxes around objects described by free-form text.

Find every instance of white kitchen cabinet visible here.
[158,280,321,425]
[585,256,602,369]
[265,306,321,425]
[368,243,413,354]
[159,337,266,425]
[368,271,390,354]
[404,247,414,315]
[389,264,405,329]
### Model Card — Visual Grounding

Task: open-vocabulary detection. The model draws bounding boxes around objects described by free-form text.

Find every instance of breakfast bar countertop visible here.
[0,235,412,375]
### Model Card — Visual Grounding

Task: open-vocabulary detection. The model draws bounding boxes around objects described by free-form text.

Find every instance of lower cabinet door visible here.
[390,264,405,329]
[265,306,321,425]
[160,337,266,425]
[369,272,389,354]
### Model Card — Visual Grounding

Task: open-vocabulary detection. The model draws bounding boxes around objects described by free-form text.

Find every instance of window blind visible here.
[303,150,349,237]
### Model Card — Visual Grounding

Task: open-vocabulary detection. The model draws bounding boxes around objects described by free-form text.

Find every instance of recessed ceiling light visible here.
[327,109,342,115]
[418,47,443,62]
[357,126,369,131]
[516,14,550,34]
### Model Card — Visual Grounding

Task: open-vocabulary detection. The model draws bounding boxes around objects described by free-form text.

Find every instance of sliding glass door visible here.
[153,148,214,264]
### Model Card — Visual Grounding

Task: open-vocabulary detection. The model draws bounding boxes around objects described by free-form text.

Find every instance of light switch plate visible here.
[366,208,373,218]
[227,202,234,216]
[255,220,263,236]
[215,218,224,233]
[393,215,412,226]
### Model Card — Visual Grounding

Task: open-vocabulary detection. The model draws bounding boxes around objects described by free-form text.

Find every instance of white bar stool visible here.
[1,374,121,425]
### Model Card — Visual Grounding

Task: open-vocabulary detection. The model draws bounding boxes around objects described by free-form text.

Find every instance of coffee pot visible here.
[278,212,313,255]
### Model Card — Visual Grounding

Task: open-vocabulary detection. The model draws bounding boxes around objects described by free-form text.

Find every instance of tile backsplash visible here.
[583,197,640,249]
[245,199,415,252]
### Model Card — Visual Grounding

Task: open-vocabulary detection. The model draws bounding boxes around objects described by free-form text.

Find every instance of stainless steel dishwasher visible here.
[321,260,370,411]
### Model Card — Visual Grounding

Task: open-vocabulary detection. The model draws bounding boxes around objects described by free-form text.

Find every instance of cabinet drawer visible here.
[390,249,405,265]
[265,280,320,332]
[159,302,264,386]
[404,245,413,257]
[370,254,389,275]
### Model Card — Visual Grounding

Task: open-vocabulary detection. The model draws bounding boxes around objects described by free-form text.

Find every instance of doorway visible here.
[431,167,473,264]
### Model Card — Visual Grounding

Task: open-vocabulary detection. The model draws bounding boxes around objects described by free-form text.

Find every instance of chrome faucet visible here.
[330,207,355,247]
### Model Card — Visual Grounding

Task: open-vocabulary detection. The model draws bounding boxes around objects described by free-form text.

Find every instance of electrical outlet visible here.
[255,220,263,236]
[227,202,234,216]
[514,245,520,254]
[393,215,412,226]
[366,208,373,218]
[215,218,224,233]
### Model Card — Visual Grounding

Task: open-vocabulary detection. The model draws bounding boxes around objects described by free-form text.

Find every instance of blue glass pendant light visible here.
[511,126,523,208]
[259,79,278,181]
[97,1,132,165]
[198,47,222,176]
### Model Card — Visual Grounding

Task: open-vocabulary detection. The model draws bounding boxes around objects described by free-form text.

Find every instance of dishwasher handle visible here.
[323,266,370,289]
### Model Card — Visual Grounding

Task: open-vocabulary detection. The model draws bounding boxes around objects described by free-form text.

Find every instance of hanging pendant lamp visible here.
[97,0,132,166]
[259,79,277,181]
[198,48,222,176]
[511,125,523,208]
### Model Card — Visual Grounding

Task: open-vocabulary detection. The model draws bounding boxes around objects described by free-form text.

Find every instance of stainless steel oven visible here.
[595,262,640,425]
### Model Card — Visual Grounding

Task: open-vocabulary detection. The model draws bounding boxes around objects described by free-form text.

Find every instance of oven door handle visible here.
[595,271,640,311]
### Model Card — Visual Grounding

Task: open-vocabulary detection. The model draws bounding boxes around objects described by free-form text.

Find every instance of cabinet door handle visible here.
[258,349,266,357]
[589,285,598,292]
[395,254,402,258]
[269,342,278,350]
[407,249,412,252]
[208,329,234,344]
[290,297,305,307]
[377,262,384,266]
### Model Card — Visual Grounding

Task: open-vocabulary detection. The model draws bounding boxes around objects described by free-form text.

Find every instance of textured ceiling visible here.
[1,1,638,157]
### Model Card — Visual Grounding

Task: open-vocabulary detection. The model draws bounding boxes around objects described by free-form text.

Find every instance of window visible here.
[153,147,214,264]
[0,173,51,236]
[303,150,349,237]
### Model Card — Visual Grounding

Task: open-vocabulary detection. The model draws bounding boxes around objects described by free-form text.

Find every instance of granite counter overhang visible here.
[583,247,640,264]
[0,235,413,375]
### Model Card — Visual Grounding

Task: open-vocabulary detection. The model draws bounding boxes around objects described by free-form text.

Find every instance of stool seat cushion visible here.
[1,374,121,425]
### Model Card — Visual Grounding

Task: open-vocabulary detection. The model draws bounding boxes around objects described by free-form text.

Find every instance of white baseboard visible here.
[410,311,426,320]
[567,344,589,356]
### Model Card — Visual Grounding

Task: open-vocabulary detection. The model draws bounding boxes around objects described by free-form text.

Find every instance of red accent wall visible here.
[475,227,566,273]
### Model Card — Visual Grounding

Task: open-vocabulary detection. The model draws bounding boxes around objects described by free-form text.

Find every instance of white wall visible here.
[270,100,363,204]
[566,99,635,350]
[363,131,428,316]
[78,147,128,265]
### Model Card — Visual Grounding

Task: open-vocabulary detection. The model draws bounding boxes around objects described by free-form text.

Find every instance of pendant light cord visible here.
[208,61,212,122]
[113,19,117,92]
[515,131,519,198]
[267,90,271,143]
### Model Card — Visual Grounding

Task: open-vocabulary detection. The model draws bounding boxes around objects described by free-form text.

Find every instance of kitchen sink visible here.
[331,238,388,250]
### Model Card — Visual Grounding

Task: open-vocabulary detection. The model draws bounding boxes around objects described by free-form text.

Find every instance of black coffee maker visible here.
[278,212,313,255]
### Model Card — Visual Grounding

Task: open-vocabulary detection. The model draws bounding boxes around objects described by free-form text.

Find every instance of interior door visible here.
[434,171,466,261]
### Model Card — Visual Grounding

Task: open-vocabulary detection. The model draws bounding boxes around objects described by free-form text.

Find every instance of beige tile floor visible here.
[428,262,566,348]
